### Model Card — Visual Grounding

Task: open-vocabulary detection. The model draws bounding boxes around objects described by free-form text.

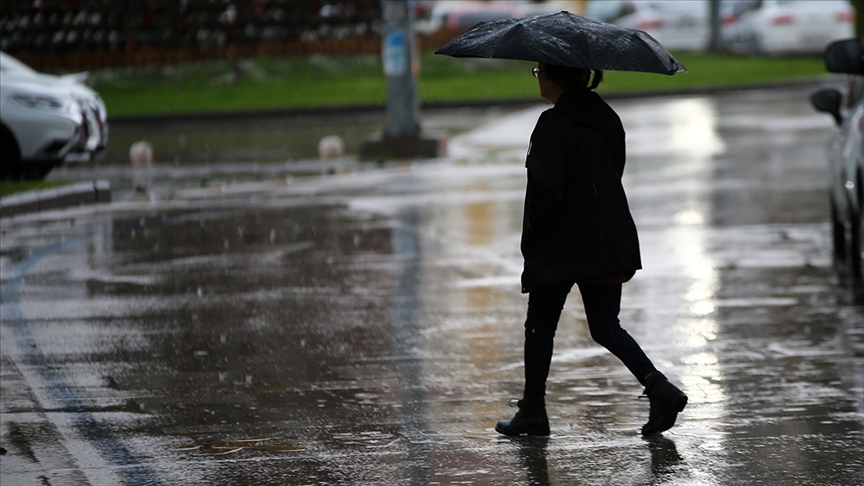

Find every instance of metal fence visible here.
[0,1,453,71]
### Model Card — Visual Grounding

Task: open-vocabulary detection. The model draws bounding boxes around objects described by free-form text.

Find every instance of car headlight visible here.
[73,95,107,121]
[11,93,75,113]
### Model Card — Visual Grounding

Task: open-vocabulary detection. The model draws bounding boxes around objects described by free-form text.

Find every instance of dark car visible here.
[810,38,864,278]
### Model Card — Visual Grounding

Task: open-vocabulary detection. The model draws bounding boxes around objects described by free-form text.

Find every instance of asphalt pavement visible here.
[1,84,863,485]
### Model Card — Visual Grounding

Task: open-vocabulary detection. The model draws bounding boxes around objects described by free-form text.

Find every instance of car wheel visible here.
[850,204,863,279]
[831,198,847,261]
[0,125,22,180]
[21,164,54,180]
[747,33,763,56]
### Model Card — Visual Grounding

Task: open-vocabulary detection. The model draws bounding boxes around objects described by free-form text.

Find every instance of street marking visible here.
[0,221,178,485]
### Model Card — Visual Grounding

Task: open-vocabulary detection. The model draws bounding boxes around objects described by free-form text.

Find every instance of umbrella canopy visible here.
[434,11,685,75]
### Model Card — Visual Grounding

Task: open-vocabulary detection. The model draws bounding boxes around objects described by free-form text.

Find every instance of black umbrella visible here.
[434,11,685,75]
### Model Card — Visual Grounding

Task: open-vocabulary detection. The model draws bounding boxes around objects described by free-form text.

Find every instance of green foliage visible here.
[599,52,827,94]
[91,52,829,116]
[0,180,66,198]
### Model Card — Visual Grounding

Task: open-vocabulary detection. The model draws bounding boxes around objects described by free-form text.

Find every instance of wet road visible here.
[2,85,863,485]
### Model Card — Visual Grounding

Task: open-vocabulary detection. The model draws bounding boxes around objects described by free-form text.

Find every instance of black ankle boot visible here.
[641,375,687,436]
[495,398,550,436]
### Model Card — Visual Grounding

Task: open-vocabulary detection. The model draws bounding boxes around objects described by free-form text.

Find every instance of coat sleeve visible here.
[525,111,566,234]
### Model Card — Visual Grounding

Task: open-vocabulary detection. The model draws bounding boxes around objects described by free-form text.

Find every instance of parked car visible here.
[416,0,572,35]
[724,0,855,55]
[584,1,710,51]
[810,38,864,278]
[0,76,87,179]
[442,5,521,31]
[416,1,516,34]
[0,51,108,162]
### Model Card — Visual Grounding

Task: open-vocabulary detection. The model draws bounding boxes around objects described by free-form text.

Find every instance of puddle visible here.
[171,438,302,455]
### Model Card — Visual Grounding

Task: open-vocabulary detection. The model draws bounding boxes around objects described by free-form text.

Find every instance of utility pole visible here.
[707,0,724,52]
[361,0,445,161]
[853,0,864,37]
[381,0,420,138]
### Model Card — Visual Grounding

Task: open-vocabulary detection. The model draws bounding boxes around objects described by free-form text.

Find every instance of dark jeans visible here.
[523,281,657,398]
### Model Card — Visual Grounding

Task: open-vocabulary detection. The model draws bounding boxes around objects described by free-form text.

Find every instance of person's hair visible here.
[543,64,604,91]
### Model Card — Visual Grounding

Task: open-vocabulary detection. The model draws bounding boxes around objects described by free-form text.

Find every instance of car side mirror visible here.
[824,38,864,75]
[810,88,844,126]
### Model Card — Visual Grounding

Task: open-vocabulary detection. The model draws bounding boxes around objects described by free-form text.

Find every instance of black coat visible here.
[520,89,641,293]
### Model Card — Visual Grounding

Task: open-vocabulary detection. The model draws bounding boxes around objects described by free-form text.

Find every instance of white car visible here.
[416,1,520,34]
[584,1,710,52]
[415,0,572,35]
[810,38,864,278]
[724,0,855,55]
[0,76,87,179]
[0,52,108,161]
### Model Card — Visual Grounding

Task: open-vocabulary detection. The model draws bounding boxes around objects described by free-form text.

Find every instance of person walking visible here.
[495,62,687,437]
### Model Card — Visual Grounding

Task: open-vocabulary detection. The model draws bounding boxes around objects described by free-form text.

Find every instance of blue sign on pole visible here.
[383,29,407,76]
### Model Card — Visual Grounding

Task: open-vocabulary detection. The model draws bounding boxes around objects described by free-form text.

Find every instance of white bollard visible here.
[318,135,344,160]
[130,141,153,201]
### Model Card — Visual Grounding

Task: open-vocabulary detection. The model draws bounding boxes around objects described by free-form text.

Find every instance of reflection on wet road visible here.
[2,86,863,485]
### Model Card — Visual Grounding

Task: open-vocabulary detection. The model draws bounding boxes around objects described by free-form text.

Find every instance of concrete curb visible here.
[0,180,111,218]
